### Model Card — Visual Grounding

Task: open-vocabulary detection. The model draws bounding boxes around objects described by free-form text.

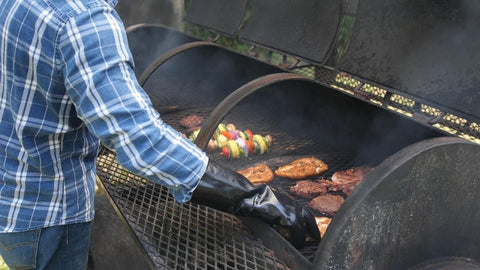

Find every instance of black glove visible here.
[190,160,320,248]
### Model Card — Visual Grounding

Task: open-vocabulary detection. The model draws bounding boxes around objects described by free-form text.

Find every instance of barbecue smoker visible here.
[90,0,480,269]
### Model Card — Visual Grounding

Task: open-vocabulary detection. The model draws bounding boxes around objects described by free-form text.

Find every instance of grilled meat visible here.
[180,114,204,129]
[331,166,373,184]
[290,180,327,198]
[309,194,344,217]
[237,164,274,184]
[315,217,331,238]
[274,157,328,180]
[306,216,332,242]
[186,126,202,134]
[317,179,343,193]
[331,166,374,195]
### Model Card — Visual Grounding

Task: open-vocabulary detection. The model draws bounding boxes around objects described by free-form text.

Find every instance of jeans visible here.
[0,222,92,270]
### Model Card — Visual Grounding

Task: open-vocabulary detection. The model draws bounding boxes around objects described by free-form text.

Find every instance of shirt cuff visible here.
[168,155,208,203]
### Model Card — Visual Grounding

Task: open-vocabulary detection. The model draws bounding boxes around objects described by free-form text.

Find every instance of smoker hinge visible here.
[382,92,393,108]
[352,83,367,99]
[412,111,446,125]
[207,33,220,42]
[247,45,259,57]
[287,58,301,70]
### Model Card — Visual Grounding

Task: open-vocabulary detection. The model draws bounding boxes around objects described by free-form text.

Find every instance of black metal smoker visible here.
[91,0,480,269]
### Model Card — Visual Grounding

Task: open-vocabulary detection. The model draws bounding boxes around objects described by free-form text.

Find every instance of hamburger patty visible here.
[331,166,374,195]
[309,194,344,217]
[180,114,204,129]
[331,166,373,184]
[290,180,328,198]
[317,179,343,193]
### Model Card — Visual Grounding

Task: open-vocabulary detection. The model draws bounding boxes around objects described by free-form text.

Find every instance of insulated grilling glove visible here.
[190,159,320,248]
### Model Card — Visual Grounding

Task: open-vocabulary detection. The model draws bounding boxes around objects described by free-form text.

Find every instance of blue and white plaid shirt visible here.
[0,0,208,232]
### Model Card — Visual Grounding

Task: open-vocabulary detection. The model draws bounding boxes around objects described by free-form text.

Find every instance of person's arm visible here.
[58,5,207,202]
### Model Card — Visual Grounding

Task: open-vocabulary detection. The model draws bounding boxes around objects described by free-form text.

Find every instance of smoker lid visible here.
[313,137,480,269]
[183,0,248,37]
[336,0,480,122]
[240,0,341,64]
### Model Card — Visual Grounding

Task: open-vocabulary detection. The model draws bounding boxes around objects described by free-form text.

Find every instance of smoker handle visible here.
[137,41,224,87]
[194,72,315,151]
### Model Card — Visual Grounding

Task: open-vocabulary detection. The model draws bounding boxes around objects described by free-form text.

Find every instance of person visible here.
[0,0,319,269]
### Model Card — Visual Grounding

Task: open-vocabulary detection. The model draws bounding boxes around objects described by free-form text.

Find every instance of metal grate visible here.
[97,149,291,270]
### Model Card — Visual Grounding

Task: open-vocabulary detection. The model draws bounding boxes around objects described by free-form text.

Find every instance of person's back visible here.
[0,0,209,268]
[0,0,104,233]
[0,0,209,233]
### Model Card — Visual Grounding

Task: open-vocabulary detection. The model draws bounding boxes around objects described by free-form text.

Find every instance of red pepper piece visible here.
[246,129,254,141]
[222,146,230,158]
[221,131,234,140]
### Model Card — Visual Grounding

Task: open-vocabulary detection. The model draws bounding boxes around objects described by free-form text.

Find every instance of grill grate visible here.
[96,94,367,267]
[97,149,291,270]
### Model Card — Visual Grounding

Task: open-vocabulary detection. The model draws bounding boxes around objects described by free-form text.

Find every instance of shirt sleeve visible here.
[57,5,208,203]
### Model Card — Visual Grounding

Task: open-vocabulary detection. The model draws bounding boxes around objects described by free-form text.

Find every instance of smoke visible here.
[116,0,182,29]
[124,26,197,78]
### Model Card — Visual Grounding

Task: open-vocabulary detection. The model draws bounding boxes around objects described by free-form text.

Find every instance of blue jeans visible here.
[0,222,91,270]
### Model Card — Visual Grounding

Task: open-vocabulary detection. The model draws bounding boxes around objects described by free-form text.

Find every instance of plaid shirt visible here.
[0,0,208,232]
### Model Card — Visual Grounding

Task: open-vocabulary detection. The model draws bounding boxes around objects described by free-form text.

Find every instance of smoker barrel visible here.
[97,74,448,269]
[93,0,480,269]
[314,137,480,269]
